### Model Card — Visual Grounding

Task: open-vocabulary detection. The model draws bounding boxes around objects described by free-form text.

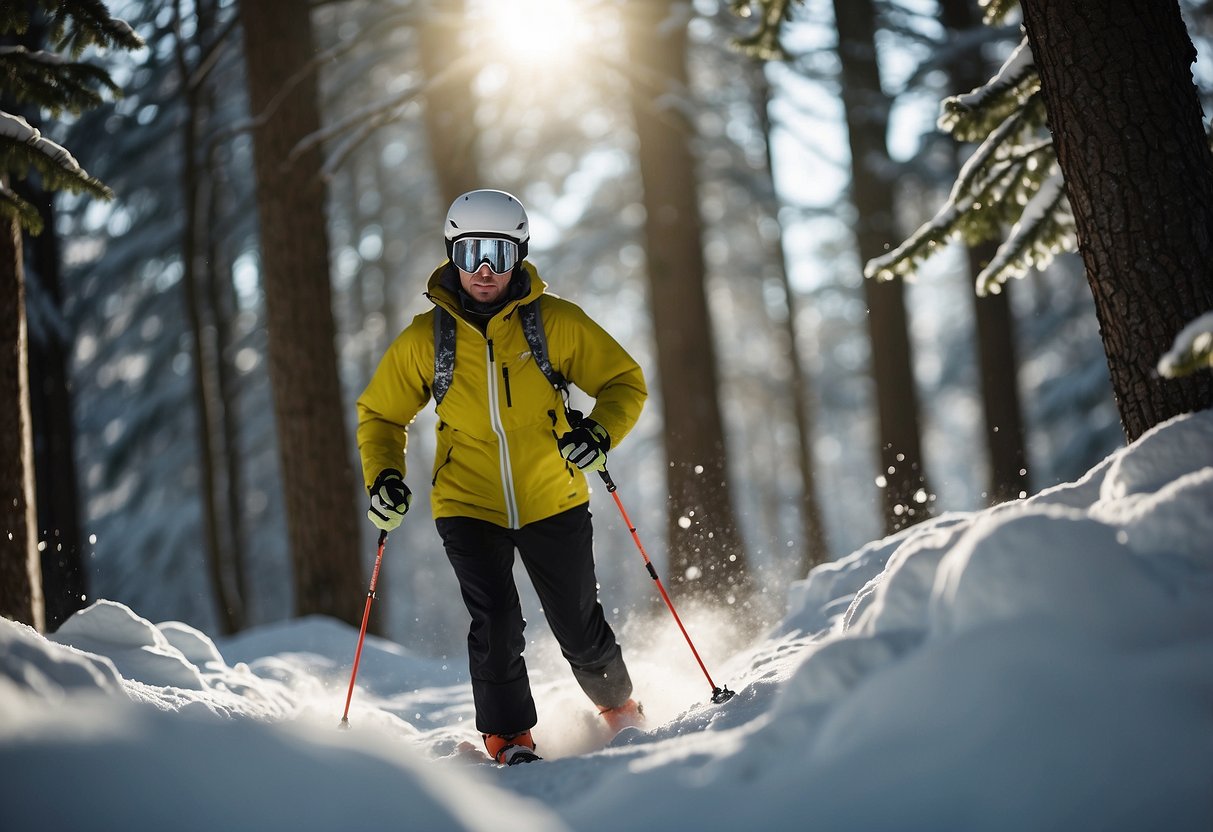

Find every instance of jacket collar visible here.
[425,260,547,323]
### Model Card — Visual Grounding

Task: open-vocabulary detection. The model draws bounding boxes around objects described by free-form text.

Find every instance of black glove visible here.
[367,469,411,531]
[558,419,610,471]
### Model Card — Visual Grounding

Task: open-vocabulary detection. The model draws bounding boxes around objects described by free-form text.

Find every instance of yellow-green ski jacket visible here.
[356,261,647,529]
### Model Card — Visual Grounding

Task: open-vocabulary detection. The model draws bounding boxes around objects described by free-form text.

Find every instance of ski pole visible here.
[339,529,388,728]
[598,468,735,705]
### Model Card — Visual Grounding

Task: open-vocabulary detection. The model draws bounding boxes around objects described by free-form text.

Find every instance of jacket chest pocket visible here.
[496,358,559,429]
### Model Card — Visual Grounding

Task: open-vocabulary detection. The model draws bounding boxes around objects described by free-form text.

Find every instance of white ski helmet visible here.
[444,189,530,261]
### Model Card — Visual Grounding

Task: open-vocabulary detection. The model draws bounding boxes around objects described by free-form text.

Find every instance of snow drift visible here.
[3,410,1212,831]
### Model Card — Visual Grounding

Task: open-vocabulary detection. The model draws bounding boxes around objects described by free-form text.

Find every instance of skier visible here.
[356,189,647,765]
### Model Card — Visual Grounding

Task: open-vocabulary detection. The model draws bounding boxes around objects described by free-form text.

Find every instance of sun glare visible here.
[475,0,597,68]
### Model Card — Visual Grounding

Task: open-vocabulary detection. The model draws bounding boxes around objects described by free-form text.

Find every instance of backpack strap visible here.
[431,299,566,406]
[520,299,568,395]
[432,306,457,405]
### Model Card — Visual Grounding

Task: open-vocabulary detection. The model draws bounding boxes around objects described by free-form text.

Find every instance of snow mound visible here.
[1100,409,1213,499]
[3,408,1212,831]
[0,617,123,701]
[50,599,206,690]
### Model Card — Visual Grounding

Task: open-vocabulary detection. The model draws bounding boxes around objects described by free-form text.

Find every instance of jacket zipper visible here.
[486,338,520,528]
[502,366,512,407]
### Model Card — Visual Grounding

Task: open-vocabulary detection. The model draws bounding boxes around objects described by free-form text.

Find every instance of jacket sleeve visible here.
[548,298,647,446]
[355,315,434,491]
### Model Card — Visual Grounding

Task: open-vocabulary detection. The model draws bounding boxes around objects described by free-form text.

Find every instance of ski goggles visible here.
[451,237,519,274]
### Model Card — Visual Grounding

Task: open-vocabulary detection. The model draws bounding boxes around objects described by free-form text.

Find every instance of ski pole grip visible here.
[598,469,617,492]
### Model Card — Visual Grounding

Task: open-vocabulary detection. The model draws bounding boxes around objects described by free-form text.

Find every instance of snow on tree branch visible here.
[2,110,81,174]
[1158,312,1213,378]
[975,170,1074,294]
[42,1,145,58]
[864,30,1083,292]
[0,110,110,232]
[0,45,66,65]
[865,97,1052,284]
[0,2,133,234]
[939,38,1038,142]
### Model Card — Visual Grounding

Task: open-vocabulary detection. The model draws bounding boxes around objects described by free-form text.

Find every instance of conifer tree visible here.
[0,1,142,630]
[239,0,366,625]
[866,0,1213,439]
[736,0,935,535]
[741,0,1213,442]
[624,0,752,604]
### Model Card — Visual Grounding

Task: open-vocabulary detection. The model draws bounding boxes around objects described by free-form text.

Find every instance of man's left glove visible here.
[558,419,610,472]
[368,468,411,531]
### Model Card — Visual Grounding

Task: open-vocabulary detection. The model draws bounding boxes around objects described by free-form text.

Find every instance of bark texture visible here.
[833,0,934,532]
[0,213,44,630]
[240,0,365,624]
[938,0,1030,504]
[625,0,751,602]
[1020,0,1213,440]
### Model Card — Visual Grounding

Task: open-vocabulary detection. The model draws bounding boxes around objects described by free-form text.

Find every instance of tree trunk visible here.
[9,1,84,632]
[937,0,1031,505]
[969,255,1030,502]
[750,60,830,574]
[419,0,481,206]
[0,211,44,630]
[204,162,252,622]
[177,3,245,634]
[21,181,87,630]
[624,0,751,603]
[1020,0,1213,440]
[833,0,933,534]
[239,0,365,624]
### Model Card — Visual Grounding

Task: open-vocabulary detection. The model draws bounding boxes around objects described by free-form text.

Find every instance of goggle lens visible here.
[452,238,519,274]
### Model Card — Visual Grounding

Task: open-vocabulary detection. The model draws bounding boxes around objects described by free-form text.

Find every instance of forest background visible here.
[4,0,1212,657]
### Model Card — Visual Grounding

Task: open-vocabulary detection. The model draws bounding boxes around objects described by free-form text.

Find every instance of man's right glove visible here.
[558,419,610,472]
[368,468,411,531]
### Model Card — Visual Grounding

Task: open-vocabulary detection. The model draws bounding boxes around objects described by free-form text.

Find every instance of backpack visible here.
[431,300,568,406]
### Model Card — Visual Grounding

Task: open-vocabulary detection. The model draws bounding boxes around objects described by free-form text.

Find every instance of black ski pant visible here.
[436,503,633,735]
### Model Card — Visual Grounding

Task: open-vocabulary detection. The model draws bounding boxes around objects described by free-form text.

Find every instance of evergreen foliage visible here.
[730,0,797,60]
[0,1,142,230]
[733,0,1077,295]
[1158,312,1213,378]
[863,32,1077,294]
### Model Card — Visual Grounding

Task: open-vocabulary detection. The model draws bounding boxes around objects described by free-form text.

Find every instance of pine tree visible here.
[0,1,141,630]
[624,0,753,606]
[865,0,1213,440]
[239,0,366,625]
[736,0,936,534]
[935,0,1030,506]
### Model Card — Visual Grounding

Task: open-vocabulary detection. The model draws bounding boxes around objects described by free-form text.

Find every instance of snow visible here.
[4,409,1213,831]
[948,37,1035,111]
[1159,310,1213,378]
[0,109,83,174]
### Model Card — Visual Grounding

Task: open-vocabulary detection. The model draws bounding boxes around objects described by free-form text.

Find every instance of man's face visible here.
[458,262,511,304]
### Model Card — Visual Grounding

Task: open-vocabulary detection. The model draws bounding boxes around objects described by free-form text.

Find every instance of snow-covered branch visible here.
[976,170,1074,294]
[1158,312,1213,378]
[939,37,1039,142]
[0,45,67,65]
[1,110,82,174]
[0,110,110,231]
[864,101,1052,283]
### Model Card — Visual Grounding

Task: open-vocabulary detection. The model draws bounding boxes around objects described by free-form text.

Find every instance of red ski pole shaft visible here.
[339,529,387,728]
[598,469,734,704]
